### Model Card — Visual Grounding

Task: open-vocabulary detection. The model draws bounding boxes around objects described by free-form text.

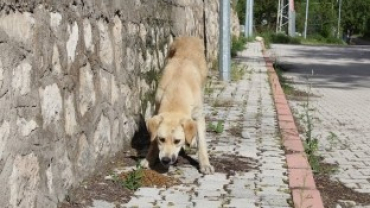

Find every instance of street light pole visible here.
[304,0,310,39]
[337,0,342,38]
[244,0,249,37]
[276,0,281,32]
[249,0,254,37]
[219,0,230,81]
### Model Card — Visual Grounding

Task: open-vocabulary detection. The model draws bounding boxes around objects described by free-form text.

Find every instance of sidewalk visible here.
[98,42,292,208]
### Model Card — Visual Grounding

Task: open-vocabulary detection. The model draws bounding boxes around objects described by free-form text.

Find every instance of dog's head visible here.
[146,114,197,166]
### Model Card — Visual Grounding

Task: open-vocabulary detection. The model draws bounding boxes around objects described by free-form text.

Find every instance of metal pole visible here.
[249,0,254,37]
[219,0,230,81]
[276,0,281,32]
[288,0,295,37]
[279,0,284,32]
[337,0,342,38]
[244,0,249,37]
[304,0,309,39]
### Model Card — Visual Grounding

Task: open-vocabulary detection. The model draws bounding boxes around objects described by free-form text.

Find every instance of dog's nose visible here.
[161,157,171,165]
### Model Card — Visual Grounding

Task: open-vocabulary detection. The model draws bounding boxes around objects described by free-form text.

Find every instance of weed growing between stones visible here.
[230,62,247,81]
[113,162,144,190]
[207,121,224,134]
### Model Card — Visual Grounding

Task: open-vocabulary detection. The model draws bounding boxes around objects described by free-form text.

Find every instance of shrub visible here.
[270,33,301,44]
[231,35,247,57]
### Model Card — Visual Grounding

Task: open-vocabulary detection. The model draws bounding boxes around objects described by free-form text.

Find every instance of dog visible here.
[140,36,214,174]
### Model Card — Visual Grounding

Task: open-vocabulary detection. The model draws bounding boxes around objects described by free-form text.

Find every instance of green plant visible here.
[114,162,144,190]
[274,63,295,95]
[204,80,214,96]
[326,131,339,151]
[270,32,301,44]
[301,34,345,45]
[231,62,246,81]
[211,58,218,71]
[208,121,224,134]
[231,35,247,57]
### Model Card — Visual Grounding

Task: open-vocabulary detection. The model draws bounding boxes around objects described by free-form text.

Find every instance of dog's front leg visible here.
[196,116,214,174]
[140,141,158,169]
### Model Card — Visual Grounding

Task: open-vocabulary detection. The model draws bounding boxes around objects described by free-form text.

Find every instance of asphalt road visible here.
[270,44,370,89]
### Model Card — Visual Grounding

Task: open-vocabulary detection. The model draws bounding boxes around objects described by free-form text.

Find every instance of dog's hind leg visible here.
[196,115,214,174]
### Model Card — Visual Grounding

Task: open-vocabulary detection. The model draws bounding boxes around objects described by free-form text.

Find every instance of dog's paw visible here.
[140,159,150,169]
[200,164,215,174]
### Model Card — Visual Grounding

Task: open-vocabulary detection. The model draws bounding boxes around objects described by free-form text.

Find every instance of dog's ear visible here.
[146,115,163,141]
[167,43,176,58]
[181,119,197,146]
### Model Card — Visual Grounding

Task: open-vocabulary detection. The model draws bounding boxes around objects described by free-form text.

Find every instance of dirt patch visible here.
[58,153,137,208]
[213,99,234,107]
[287,91,317,100]
[227,125,243,137]
[118,169,180,188]
[210,154,256,176]
[173,151,256,177]
[315,163,370,208]
[57,152,179,208]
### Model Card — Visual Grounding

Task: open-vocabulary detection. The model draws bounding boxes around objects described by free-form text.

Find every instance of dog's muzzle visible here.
[160,155,177,166]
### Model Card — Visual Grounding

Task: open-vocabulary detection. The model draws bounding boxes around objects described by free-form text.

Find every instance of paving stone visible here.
[89,200,115,208]
[193,200,222,208]
[224,198,257,208]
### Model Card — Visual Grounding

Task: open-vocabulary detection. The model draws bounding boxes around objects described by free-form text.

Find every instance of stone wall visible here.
[0,0,239,208]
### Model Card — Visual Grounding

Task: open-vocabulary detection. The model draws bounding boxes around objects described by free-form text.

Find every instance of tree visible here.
[341,0,370,36]
[235,0,277,32]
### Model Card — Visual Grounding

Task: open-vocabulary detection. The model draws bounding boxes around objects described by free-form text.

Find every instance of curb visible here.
[260,42,325,208]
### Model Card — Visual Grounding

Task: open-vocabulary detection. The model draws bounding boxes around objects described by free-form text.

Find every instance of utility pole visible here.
[337,0,342,38]
[304,0,309,39]
[288,0,296,36]
[249,0,254,37]
[219,0,230,81]
[276,0,281,32]
[244,0,254,37]
[244,0,249,37]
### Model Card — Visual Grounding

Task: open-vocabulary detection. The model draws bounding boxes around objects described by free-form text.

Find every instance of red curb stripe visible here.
[260,41,325,208]
[286,154,310,169]
[283,140,305,152]
[289,168,316,189]
[292,189,325,208]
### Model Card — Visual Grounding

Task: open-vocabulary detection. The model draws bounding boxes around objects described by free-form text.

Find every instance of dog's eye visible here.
[159,137,165,143]
[174,139,181,145]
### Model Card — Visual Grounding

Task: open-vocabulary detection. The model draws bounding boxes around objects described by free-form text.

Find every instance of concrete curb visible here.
[260,42,325,208]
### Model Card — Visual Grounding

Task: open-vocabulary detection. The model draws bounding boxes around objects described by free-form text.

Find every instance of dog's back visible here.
[166,37,208,85]
[156,37,208,113]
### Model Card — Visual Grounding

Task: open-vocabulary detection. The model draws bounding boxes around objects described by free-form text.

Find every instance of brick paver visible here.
[90,43,294,208]
[271,44,370,207]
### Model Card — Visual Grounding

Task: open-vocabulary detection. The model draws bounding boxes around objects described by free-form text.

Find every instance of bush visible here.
[270,33,301,44]
[304,34,345,45]
[231,35,247,57]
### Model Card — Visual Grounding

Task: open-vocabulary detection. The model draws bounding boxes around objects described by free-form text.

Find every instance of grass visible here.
[258,31,345,48]
[302,35,345,45]
[231,35,248,57]
[113,162,144,190]
[273,62,296,94]
[231,62,246,81]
